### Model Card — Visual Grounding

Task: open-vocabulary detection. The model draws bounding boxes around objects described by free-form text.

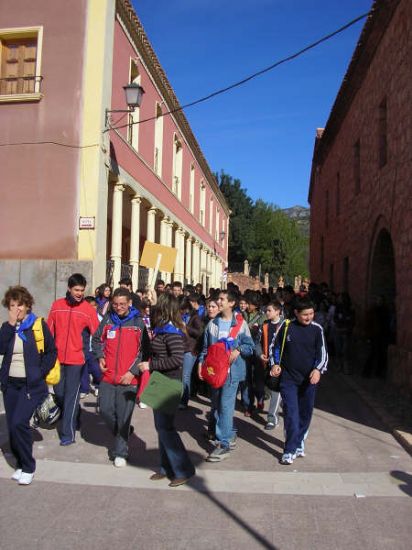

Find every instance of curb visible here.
[341,373,412,457]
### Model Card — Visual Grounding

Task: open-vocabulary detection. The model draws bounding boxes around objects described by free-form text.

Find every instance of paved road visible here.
[1,371,411,550]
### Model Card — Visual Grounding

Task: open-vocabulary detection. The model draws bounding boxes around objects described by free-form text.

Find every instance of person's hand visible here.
[270,365,282,377]
[119,371,134,385]
[198,363,203,380]
[99,358,107,372]
[309,369,321,385]
[138,361,150,373]
[260,354,268,364]
[8,308,19,327]
[229,349,241,365]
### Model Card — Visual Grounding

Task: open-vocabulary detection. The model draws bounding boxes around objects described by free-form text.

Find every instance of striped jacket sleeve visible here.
[313,322,328,373]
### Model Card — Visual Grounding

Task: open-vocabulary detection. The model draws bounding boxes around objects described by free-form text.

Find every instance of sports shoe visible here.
[138,402,148,409]
[206,446,230,462]
[295,447,305,458]
[229,434,237,450]
[18,472,34,485]
[265,420,276,430]
[60,439,75,446]
[280,452,296,465]
[94,388,99,397]
[80,392,88,399]
[11,469,22,481]
[114,457,127,468]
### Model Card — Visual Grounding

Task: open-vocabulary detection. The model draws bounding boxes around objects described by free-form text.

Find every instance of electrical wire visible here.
[0,140,100,149]
[107,12,369,133]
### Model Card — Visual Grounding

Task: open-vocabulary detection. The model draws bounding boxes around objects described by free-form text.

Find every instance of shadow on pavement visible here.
[188,475,277,549]
[391,470,412,497]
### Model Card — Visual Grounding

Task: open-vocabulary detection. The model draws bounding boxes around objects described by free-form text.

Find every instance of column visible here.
[174,227,185,283]
[192,240,200,285]
[129,194,141,291]
[160,215,169,281]
[166,219,174,284]
[146,206,157,283]
[185,236,193,285]
[110,183,125,287]
[200,246,207,289]
[206,250,212,294]
[210,254,216,288]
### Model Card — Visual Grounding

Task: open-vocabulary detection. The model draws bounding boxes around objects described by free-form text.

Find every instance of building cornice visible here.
[117,0,230,217]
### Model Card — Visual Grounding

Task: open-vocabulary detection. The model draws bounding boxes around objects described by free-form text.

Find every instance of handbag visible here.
[32,317,61,385]
[139,371,183,414]
[265,319,290,392]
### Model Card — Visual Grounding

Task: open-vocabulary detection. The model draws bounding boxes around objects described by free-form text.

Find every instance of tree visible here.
[217,171,254,264]
[218,172,308,283]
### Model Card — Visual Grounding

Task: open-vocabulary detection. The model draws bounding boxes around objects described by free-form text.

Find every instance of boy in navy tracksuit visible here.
[270,297,328,465]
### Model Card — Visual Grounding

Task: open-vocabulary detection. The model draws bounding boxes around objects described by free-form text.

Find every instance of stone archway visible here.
[368,228,397,346]
[369,228,396,305]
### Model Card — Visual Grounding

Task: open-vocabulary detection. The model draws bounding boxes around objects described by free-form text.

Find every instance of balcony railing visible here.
[0,75,43,95]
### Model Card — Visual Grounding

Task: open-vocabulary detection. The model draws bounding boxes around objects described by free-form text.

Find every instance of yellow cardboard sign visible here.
[140,241,177,272]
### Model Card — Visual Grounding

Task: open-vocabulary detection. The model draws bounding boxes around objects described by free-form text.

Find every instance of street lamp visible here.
[105,82,145,127]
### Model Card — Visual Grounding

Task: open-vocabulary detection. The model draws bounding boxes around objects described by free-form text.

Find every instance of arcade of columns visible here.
[110,182,225,290]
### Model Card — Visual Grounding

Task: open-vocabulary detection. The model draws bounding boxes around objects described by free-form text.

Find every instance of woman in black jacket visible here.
[139,293,195,487]
[0,286,57,485]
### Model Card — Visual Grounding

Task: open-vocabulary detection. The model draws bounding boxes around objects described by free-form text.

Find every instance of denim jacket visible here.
[198,313,255,381]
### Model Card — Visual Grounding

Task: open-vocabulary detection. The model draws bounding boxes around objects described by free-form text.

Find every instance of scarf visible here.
[182,312,190,325]
[16,312,37,341]
[96,296,108,311]
[153,322,185,337]
[109,306,140,330]
[66,291,83,306]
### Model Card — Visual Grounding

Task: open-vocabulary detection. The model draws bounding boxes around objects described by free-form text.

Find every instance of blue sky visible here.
[133,0,373,208]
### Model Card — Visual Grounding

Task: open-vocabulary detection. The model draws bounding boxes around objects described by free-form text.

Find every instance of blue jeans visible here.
[54,364,83,443]
[181,352,197,406]
[213,367,244,449]
[280,377,317,454]
[153,410,195,479]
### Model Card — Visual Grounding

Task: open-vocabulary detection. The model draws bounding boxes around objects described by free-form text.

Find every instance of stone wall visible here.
[0,260,93,322]
[309,0,412,390]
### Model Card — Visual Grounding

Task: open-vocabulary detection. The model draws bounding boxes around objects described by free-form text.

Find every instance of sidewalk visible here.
[1,371,412,550]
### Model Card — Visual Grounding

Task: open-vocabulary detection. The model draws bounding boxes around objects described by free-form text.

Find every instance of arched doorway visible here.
[366,228,397,378]
[368,228,396,311]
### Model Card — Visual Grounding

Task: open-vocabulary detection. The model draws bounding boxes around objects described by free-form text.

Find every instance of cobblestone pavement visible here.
[1,370,411,550]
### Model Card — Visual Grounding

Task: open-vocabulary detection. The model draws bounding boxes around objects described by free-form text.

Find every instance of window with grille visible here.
[0,28,43,98]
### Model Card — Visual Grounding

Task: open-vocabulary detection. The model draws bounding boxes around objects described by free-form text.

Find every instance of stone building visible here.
[309,0,412,391]
[0,0,229,315]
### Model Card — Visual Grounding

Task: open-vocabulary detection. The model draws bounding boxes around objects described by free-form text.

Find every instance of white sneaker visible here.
[18,472,34,485]
[11,469,22,481]
[280,452,296,465]
[114,457,127,468]
[80,392,88,399]
[138,402,148,409]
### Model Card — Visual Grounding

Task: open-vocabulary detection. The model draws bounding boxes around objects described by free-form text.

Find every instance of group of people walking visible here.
[0,273,330,487]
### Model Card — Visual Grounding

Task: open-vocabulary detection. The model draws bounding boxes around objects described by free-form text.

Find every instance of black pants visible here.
[3,378,46,473]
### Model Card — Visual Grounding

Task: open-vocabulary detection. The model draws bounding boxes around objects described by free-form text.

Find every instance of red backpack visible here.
[201,314,244,389]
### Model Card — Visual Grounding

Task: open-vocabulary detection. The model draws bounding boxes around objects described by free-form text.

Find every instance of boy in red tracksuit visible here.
[47,273,99,446]
[92,287,150,467]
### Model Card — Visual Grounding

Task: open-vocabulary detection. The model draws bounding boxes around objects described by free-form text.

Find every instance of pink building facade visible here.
[0,0,229,307]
